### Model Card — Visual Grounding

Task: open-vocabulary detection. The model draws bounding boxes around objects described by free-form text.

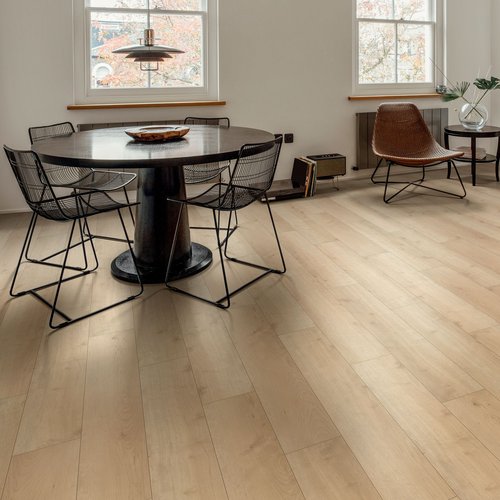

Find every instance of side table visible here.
[444,125,500,186]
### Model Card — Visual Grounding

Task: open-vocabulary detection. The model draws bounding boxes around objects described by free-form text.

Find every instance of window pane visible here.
[89,0,147,8]
[397,23,433,82]
[357,0,393,19]
[358,22,396,83]
[89,0,204,9]
[395,0,432,21]
[150,14,203,87]
[150,0,204,10]
[90,12,149,88]
[90,11,202,89]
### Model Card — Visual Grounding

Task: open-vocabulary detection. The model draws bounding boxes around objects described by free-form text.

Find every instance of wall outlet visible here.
[284,133,294,143]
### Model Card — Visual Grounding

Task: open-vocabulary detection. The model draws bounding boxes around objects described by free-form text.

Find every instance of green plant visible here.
[441,77,500,120]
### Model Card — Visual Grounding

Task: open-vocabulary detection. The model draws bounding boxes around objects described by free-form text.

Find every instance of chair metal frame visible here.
[165,136,286,308]
[29,121,136,244]
[370,103,467,203]
[4,146,143,330]
[183,116,238,243]
[371,158,466,203]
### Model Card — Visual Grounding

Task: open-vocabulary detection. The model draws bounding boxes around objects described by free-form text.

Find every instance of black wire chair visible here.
[29,122,136,244]
[3,146,143,330]
[165,135,286,309]
[183,117,231,183]
[183,116,237,241]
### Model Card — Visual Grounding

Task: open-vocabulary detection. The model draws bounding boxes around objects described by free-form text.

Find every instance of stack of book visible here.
[264,157,317,201]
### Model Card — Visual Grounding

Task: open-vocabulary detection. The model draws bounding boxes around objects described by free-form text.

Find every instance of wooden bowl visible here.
[125,125,190,142]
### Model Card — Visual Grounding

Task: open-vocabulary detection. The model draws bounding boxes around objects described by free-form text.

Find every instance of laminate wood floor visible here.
[2,168,500,499]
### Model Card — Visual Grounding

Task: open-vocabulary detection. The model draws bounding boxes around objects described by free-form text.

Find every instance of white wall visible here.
[491,0,500,123]
[0,0,494,212]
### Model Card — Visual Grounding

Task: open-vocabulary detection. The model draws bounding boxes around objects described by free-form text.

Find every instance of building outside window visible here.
[354,0,442,94]
[74,0,218,103]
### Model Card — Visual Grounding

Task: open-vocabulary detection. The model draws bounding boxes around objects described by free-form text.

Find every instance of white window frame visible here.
[353,0,444,95]
[73,0,219,104]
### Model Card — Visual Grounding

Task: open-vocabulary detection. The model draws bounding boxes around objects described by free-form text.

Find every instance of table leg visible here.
[471,137,477,186]
[496,137,500,182]
[445,133,452,179]
[111,166,212,283]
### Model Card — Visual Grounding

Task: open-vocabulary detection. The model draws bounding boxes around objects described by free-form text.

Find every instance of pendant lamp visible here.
[112,1,184,72]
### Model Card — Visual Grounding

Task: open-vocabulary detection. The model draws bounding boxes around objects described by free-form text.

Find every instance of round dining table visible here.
[32,124,275,283]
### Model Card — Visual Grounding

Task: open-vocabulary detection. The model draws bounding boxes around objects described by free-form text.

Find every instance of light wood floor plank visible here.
[332,284,482,402]
[140,357,227,500]
[133,288,187,367]
[0,297,47,400]
[280,231,356,289]
[204,392,304,499]
[423,265,500,324]
[174,296,252,405]
[355,354,500,499]
[469,325,500,357]
[2,440,79,500]
[287,437,382,500]
[396,301,500,401]
[78,329,151,500]
[319,239,417,310]
[221,302,339,453]
[14,321,88,455]
[282,252,387,364]
[0,396,25,496]
[281,327,454,500]
[446,390,500,461]
[250,280,315,336]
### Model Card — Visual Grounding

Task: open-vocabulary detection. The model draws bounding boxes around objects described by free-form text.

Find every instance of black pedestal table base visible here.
[111,242,212,284]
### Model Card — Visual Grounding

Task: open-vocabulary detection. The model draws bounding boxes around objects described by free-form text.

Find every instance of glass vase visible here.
[459,103,488,130]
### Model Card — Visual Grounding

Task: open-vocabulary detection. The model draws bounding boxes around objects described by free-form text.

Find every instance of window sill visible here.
[348,93,441,101]
[67,100,226,110]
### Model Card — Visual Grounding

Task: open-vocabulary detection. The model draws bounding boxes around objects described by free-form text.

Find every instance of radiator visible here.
[77,119,182,132]
[355,108,448,170]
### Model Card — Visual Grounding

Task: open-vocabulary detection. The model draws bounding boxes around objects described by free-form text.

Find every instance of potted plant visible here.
[439,77,500,130]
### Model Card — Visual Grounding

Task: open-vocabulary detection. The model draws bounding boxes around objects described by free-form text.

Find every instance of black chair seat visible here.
[37,191,134,221]
[47,168,136,192]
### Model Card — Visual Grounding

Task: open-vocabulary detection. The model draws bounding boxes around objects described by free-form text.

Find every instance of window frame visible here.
[73,0,219,104]
[352,0,444,95]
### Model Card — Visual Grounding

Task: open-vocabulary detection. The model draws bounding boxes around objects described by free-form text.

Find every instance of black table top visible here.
[32,125,275,169]
[444,125,500,137]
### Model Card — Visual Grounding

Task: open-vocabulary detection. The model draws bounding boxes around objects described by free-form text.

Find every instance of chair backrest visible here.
[372,103,436,158]
[27,122,92,185]
[184,116,230,127]
[221,135,282,209]
[4,146,64,220]
[28,122,75,145]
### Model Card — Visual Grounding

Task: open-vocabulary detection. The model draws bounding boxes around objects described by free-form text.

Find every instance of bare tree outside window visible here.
[356,0,434,86]
[88,0,204,89]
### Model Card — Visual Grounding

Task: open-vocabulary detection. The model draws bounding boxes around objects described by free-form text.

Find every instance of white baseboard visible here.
[0,207,30,215]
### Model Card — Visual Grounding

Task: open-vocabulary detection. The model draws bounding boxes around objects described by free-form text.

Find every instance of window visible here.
[354,0,443,94]
[73,0,218,103]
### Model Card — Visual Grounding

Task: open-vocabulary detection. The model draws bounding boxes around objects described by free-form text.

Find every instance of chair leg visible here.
[23,212,92,272]
[123,187,135,225]
[371,158,385,184]
[11,209,142,330]
[383,161,466,203]
[10,212,38,297]
[48,208,143,329]
[223,195,286,270]
[81,190,135,244]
